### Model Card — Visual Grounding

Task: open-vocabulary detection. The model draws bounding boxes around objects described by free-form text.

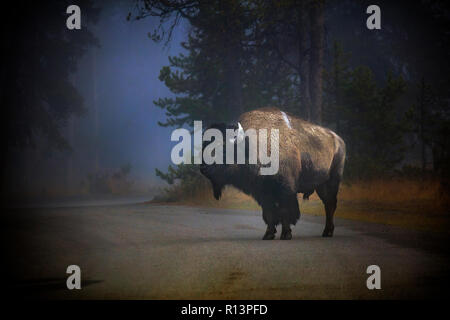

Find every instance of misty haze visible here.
[1,0,449,301]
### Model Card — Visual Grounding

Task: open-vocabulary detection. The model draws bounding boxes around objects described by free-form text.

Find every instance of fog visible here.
[4,0,449,202]
[8,2,187,199]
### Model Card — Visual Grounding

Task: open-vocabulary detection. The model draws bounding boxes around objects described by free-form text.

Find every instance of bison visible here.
[200,107,346,240]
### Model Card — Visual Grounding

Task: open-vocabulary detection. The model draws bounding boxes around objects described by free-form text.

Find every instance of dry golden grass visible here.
[333,179,450,232]
[339,178,446,203]
[152,178,450,233]
[177,186,260,211]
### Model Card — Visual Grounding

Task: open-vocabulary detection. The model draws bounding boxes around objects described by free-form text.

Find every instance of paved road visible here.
[3,203,449,299]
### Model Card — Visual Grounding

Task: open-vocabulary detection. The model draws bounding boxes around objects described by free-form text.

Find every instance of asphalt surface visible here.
[3,202,449,299]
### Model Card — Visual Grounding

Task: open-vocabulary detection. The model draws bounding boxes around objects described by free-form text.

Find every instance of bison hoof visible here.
[262,232,275,240]
[280,230,292,240]
[322,228,334,237]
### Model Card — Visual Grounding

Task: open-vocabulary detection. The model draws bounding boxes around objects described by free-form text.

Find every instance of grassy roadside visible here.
[150,179,450,233]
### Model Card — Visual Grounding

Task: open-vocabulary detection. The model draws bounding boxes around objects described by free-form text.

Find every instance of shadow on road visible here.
[9,278,103,294]
[158,234,356,246]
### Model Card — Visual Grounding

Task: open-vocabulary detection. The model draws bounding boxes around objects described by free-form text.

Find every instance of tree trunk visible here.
[297,0,311,121]
[224,45,243,118]
[223,0,243,119]
[67,116,74,195]
[309,0,324,124]
[419,77,426,173]
[92,47,99,172]
[333,43,341,133]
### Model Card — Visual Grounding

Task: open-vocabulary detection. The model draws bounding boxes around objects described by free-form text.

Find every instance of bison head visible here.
[200,122,245,200]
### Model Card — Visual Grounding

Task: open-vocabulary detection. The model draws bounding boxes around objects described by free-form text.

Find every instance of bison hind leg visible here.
[316,177,340,237]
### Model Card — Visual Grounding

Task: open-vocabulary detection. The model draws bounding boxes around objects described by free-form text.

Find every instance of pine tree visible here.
[406,77,450,180]
[342,67,405,179]
[323,41,351,132]
[134,1,296,127]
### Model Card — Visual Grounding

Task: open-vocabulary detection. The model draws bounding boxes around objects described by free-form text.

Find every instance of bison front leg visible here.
[262,205,277,240]
[263,227,276,240]
[280,194,300,240]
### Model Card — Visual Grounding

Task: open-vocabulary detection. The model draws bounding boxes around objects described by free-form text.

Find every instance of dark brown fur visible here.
[200,107,346,240]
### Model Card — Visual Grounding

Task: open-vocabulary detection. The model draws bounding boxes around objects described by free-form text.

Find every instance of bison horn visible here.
[228,122,245,144]
[236,122,245,143]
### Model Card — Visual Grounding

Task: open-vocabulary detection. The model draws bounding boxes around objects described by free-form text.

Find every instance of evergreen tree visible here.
[407,78,450,180]
[323,41,351,132]
[134,0,296,127]
[1,0,100,150]
[134,1,248,125]
[342,67,406,179]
